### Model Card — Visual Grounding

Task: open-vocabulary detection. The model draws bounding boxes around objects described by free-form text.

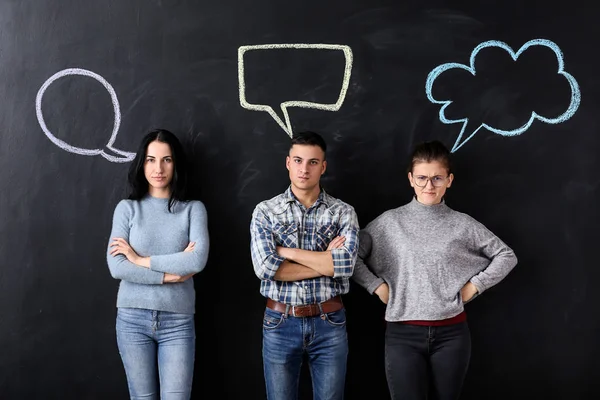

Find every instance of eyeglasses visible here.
[412,175,448,188]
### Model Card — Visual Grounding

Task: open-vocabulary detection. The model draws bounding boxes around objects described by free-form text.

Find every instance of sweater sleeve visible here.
[106,201,165,285]
[352,227,385,294]
[149,201,210,276]
[468,221,518,294]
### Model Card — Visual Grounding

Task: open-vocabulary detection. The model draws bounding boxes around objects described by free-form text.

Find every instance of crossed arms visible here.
[106,201,209,284]
[250,205,359,282]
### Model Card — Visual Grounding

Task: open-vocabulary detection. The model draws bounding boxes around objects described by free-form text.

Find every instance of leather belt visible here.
[266,296,343,317]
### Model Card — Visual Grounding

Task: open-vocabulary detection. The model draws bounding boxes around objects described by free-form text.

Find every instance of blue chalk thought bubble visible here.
[425,39,581,152]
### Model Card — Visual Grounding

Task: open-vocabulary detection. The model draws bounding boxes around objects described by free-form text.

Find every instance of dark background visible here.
[1,0,598,398]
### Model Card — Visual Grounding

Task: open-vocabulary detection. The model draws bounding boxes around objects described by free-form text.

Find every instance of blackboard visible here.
[1,0,599,398]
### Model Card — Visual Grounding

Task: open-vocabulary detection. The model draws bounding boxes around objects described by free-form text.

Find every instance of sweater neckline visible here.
[144,194,170,204]
[405,196,450,217]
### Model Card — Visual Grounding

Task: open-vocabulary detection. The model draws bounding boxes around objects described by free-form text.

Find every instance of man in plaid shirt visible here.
[250,131,359,400]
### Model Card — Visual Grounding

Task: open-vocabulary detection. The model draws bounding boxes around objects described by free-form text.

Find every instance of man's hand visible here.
[460,282,478,303]
[374,283,390,304]
[327,236,346,250]
[274,235,348,278]
[276,246,290,258]
[276,236,346,258]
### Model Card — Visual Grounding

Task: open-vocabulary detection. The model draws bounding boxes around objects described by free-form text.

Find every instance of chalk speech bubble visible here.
[36,68,135,163]
[426,39,581,152]
[238,44,353,137]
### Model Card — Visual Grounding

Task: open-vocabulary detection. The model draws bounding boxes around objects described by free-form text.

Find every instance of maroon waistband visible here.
[399,311,467,326]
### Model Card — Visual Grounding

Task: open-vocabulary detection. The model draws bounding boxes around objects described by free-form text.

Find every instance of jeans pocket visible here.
[323,309,346,327]
[263,309,285,330]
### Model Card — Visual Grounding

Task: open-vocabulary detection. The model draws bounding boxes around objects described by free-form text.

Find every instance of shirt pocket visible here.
[273,222,298,248]
[315,223,338,251]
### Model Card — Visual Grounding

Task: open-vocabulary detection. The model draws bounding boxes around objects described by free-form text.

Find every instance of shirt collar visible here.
[283,186,330,208]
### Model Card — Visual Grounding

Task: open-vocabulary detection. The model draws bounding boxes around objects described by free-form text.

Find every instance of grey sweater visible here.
[106,195,209,314]
[353,197,517,322]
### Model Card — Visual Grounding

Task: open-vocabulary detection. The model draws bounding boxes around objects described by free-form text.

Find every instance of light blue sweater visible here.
[106,195,209,314]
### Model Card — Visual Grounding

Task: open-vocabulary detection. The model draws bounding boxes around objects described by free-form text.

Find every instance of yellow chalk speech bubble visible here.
[238,44,353,137]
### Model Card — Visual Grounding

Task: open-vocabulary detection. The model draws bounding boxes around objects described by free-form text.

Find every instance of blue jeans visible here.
[262,307,348,400]
[385,321,471,400]
[116,308,195,400]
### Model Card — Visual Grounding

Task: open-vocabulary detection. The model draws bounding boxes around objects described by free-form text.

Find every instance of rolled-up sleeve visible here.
[250,205,285,281]
[331,207,360,279]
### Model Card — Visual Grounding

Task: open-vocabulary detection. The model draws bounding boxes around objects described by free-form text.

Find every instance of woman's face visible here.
[408,160,453,205]
[144,140,174,197]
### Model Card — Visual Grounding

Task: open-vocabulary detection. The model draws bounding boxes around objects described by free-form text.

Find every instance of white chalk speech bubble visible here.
[36,68,135,163]
[238,44,353,137]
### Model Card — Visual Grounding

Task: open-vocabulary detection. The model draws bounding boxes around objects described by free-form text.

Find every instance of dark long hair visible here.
[127,129,189,212]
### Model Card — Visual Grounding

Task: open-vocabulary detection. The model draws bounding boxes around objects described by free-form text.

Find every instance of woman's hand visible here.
[162,243,197,283]
[163,273,195,283]
[110,238,146,266]
[374,283,390,304]
[460,282,478,303]
[184,242,195,252]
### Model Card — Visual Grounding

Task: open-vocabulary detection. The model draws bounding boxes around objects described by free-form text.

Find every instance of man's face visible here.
[286,144,327,193]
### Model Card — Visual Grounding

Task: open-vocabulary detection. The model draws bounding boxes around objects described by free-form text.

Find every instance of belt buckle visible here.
[291,305,307,317]
[291,305,302,317]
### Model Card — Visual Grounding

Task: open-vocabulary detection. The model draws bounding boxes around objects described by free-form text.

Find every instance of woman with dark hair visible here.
[352,140,517,400]
[107,129,209,399]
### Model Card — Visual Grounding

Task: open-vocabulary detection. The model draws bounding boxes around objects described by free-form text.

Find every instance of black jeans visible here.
[385,321,471,400]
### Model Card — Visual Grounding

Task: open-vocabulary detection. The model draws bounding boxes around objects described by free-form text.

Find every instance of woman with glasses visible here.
[352,140,517,400]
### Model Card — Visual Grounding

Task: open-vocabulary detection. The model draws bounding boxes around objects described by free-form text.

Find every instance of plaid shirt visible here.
[250,186,359,305]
